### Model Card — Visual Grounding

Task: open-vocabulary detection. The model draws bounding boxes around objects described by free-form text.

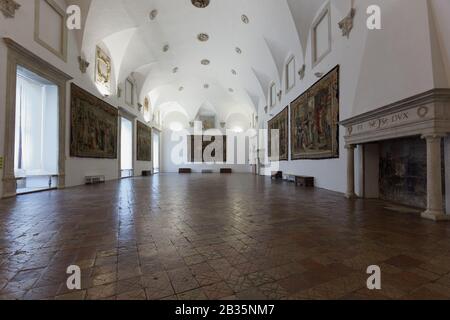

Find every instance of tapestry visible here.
[188,136,227,163]
[268,107,289,161]
[70,84,118,158]
[290,65,339,159]
[137,121,152,161]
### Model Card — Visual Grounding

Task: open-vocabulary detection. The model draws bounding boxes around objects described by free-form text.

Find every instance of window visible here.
[125,78,134,106]
[120,117,133,178]
[14,66,59,193]
[312,4,331,67]
[34,0,68,61]
[286,56,296,92]
[270,83,277,107]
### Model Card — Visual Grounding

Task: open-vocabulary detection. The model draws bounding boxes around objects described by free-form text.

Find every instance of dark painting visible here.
[188,136,227,163]
[137,121,152,161]
[268,107,289,161]
[290,65,339,160]
[379,137,445,209]
[70,84,118,159]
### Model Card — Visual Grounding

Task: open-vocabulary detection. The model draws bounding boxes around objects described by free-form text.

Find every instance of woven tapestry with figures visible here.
[268,107,289,161]
[70,84,118,159]
[137,121,152,161]
[290,65,340,160]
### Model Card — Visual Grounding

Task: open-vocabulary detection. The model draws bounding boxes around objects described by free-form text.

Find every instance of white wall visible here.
[0,0,152,195]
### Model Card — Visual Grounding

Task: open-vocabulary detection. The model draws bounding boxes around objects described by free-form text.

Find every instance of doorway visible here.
[153,130,160,174]
[121,117,134,178]
[14,66,59,194]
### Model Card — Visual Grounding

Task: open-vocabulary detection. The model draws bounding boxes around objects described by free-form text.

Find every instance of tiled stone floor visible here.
[0,174,450,300]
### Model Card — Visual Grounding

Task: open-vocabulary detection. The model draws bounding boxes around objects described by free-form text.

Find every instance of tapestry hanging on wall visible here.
[70,84,118,159]
[188,136,227,163]
[137,121,152,161]
[290,65,339,160]
[268,107,289,161]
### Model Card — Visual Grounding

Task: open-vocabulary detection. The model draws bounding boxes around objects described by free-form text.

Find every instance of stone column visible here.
[421,134,448,221]
[345,144,356,199]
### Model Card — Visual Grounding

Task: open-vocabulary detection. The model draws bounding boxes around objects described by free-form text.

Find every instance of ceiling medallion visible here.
[179,86,184,91]
[201,59,210,65]
[235,47,242,54]
[149,9,158,20]
[163,44,170,52]
[231,69,237,75]
[241,14,249,24]
[197,33,209,42]
[191,0,210,8]
[173,67,179,73]
[228,88,234,93]
[204,84,209,89]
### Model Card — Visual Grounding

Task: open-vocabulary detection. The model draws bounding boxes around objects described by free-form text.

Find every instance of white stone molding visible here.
[2,38,72,198]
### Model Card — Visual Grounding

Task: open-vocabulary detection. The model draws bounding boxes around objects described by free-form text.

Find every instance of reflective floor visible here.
[0,174,449,300]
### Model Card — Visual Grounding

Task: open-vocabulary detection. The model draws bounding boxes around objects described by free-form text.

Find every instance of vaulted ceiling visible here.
[72,0,328,121]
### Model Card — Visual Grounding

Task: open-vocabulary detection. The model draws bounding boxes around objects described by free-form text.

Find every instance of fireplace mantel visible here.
[340,89,450,145]
[340,88,450,221]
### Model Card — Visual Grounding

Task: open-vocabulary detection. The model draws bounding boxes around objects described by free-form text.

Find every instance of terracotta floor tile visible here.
[0,175,449,300]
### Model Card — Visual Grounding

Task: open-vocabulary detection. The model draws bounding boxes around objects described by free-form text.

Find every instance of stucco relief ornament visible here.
[78,56,90,74]
[338,8,356,38]
[0,0,20,18]
[149,9,158,20]
[298,64,306,80]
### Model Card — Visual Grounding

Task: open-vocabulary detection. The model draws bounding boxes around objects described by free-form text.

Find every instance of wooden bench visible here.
[286,174,315,187]
[179,168,192,174]
[220,168,232,174]
[271,171,283,180]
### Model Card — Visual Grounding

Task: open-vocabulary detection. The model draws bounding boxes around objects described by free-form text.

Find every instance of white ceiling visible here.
[74,0,327,121]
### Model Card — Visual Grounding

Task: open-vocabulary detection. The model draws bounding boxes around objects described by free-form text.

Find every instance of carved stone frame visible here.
[312,3,332,68]
[285,55,296,93]
[2,38,72,198]
[34,0,68,62]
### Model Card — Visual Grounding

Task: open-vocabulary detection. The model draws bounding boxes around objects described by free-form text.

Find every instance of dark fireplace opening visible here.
[379,137,445,209]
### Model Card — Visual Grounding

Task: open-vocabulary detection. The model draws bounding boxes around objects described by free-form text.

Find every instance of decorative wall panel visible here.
[95,46,111,92]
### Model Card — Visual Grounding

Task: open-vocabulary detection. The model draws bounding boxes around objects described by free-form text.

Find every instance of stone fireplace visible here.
[341,89,450,221]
